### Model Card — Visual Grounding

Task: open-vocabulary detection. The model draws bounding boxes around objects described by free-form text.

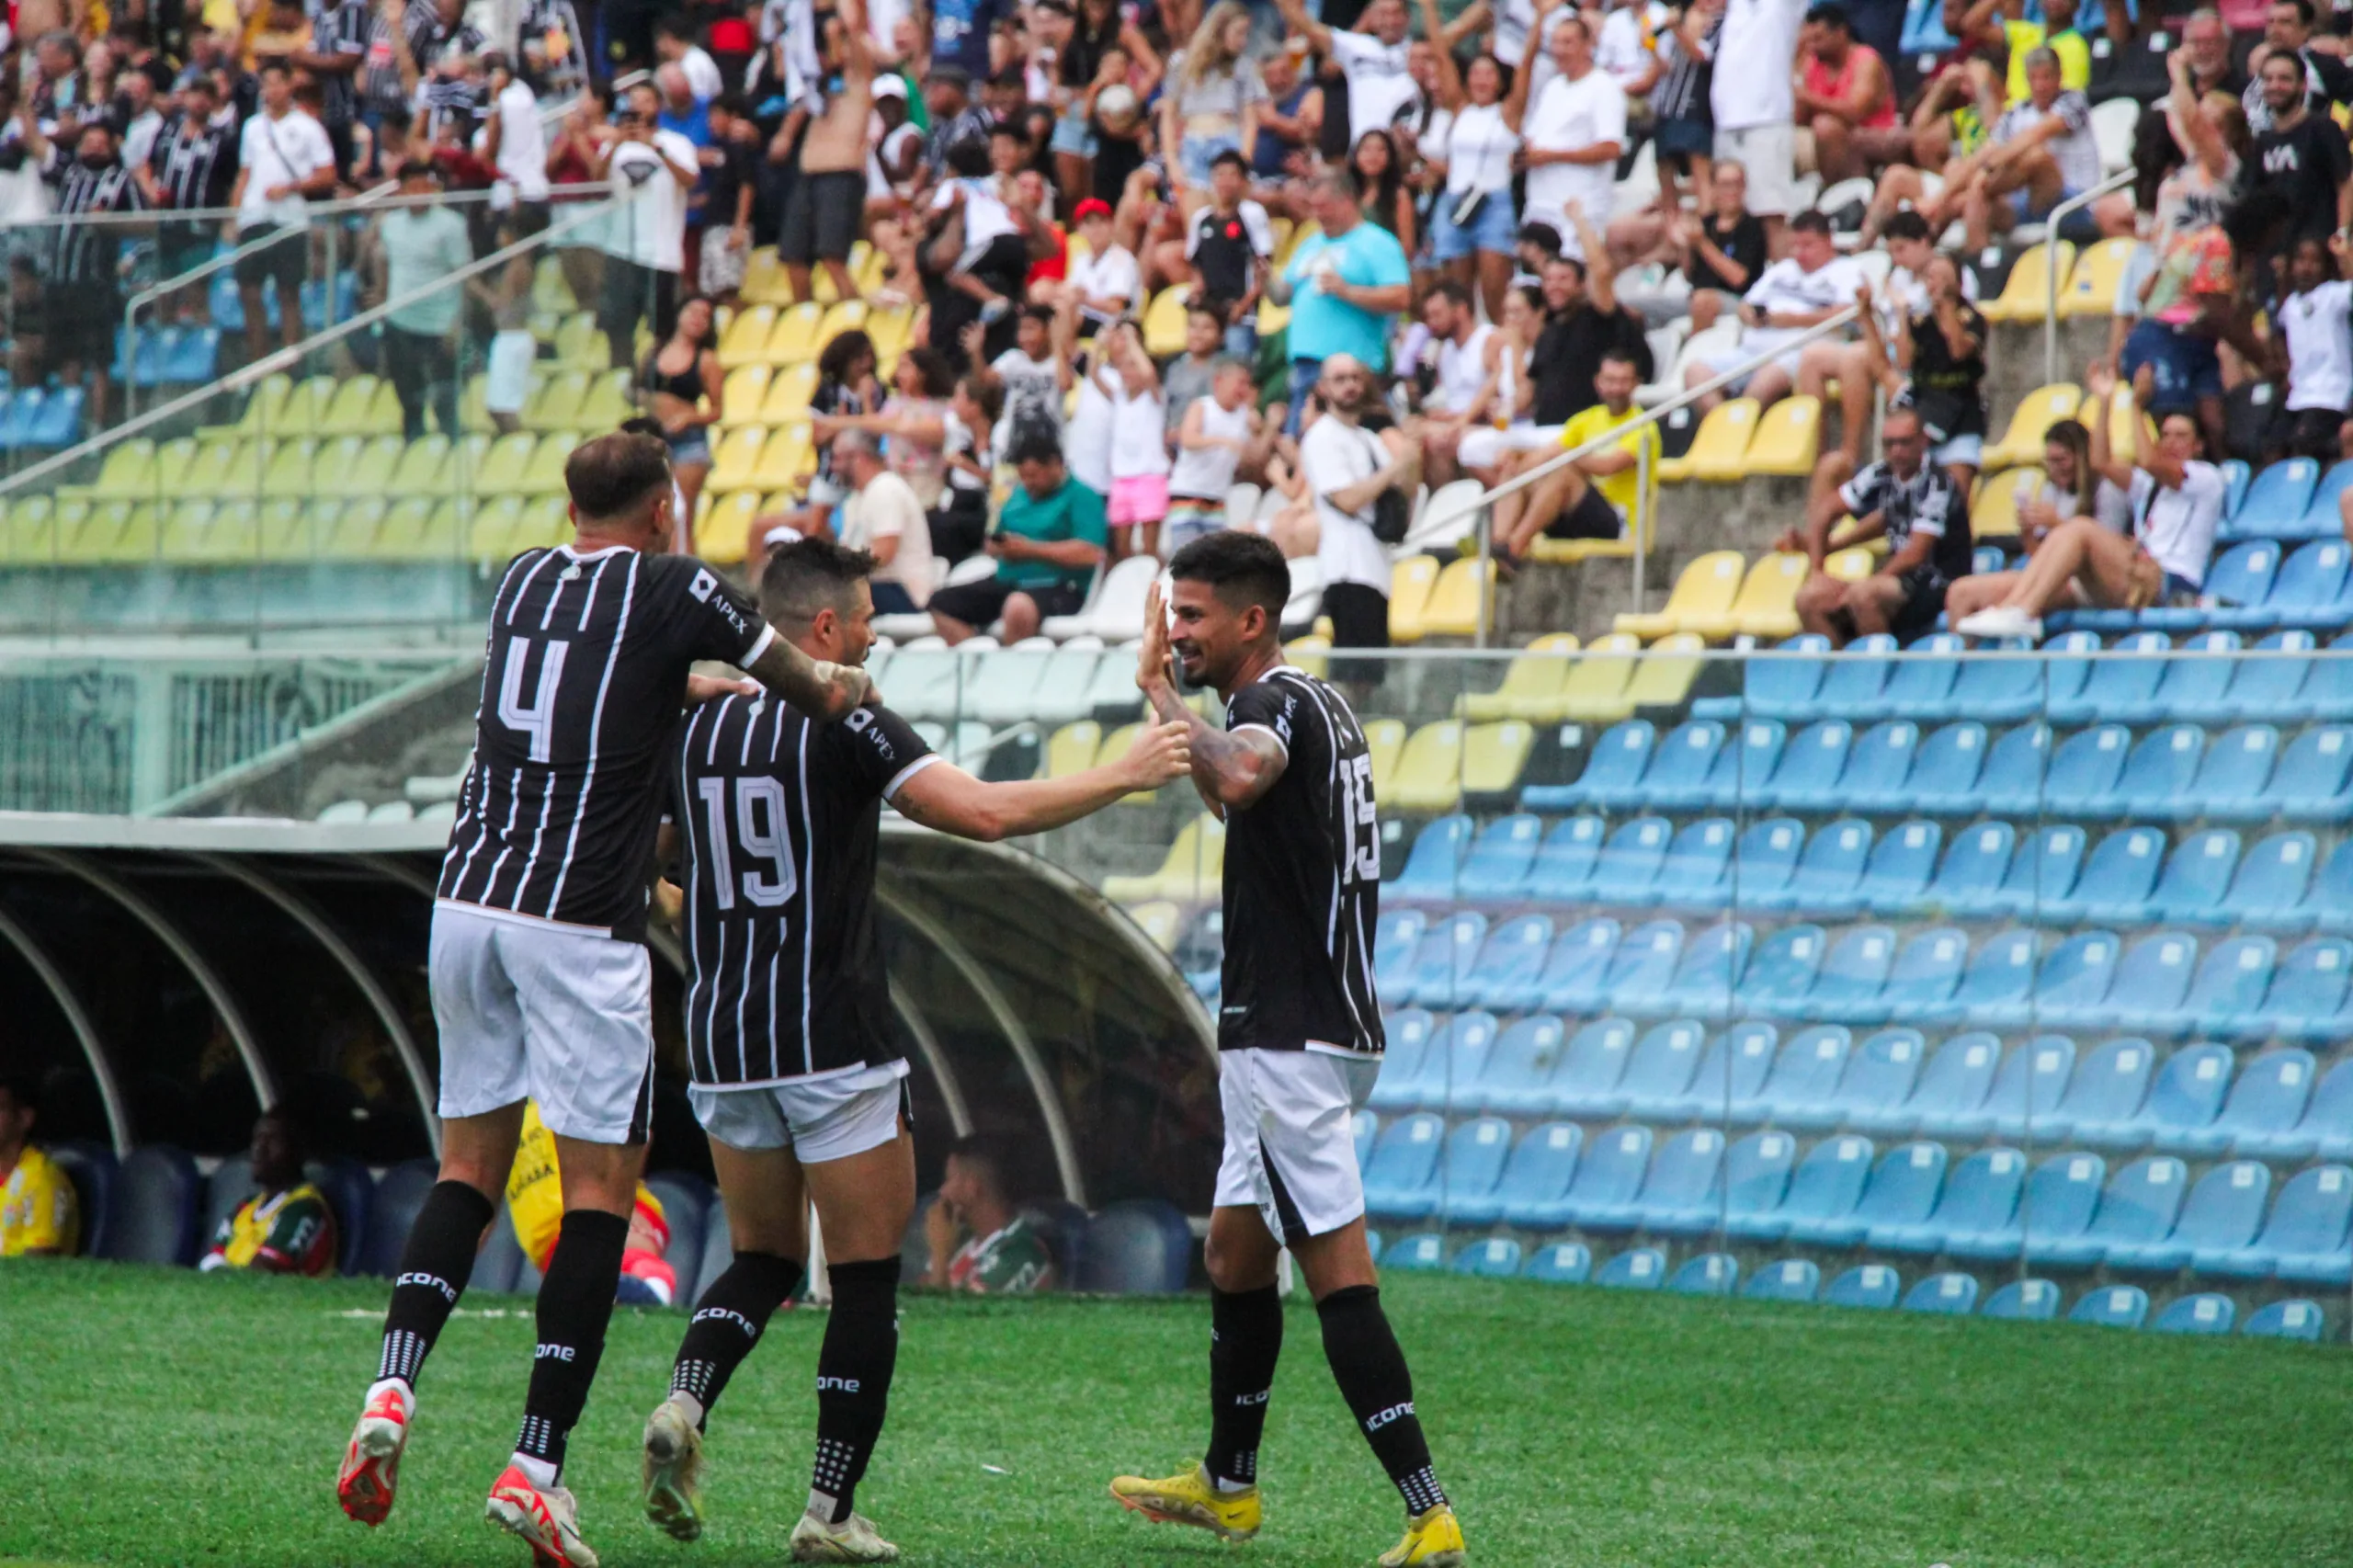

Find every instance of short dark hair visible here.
[396,157,438,183]
[1518,222,1563,256]
[1169,529,1290,622]
[714,91,753,119]
[1882,209,1931,244]
[2279,0,2316,23]
[565,431,673,521]
[947,1134,1017,1199]
[1211,148,1246,174]
[904,345,958,399]
[945,135,992,176]
[1790,210,1834,236]
[654,10,692,38]
[760,535,876,626]
[1597,348,1642,372]
[1803,2,1852,30]
[258,60,292,79]
[1427,278,1472,310]
[988,118,1025,140]
[987,67,1026,92]
[1008,433,1065,468]
[1020,301,1055,328]
[959,372,1006,426]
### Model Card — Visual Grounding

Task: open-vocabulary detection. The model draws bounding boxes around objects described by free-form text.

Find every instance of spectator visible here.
[932,0,1009,81]
[922,1137,1057,1293]
[1420,0,1525,322]
[654,12,724,100]
[1794,2,1903,183]
[480,51,551,237]
[1644,0,1720,211]
[1346,126,1416,258]
[2251,46,2353,252]
[1493,347,1657,558]
[0,1076,79,1257]
[199,1111,337,1277]
[115,69,164,170]
[1274,0,1418,162]
[927,433,1108,642]
[470,210,538,436]
[2100,49,2244,255]
[1956,369,2222,640]
[1529,210,1652,429]
[1061,195,1140,328]
[1251,39,1324,185]
[1943,417,2129,623]
[1415,279,1494,482]
[1871,250,1988,491]
[1596,0,1669,103]
[1162,2,1264,209]
[2240,0,2353,138]
[798,328,886,529]
[297,0,371,176]
[823,347,957,504]
[1685,209,1859,411]
[1163,306,1227,435]
[921,65,995,179]
[934,372,1003,561]
[786,0,874,305]
[2120,159,2258,459]
[1167,355,1262,547]
[1269,165,1414,434]
[831,428,938,613]
[1093,320,1173,557]
[374,159,473,442]
[1300,352,1419,687]
[638,293,725,521]
[693,93,758,303]
[592,81,699,369]
[2275,233,2353,460]
[545,87,611,313]
[2129,7,2243,217]
[403,0,483,136]
[137,75,236,323]
[967,306,1069,461]
[503,1100,679,1307]
[42,120,143,429]
[1186,150,1276,358]
[923,131,1038,369]
[1455,282,1546,476]
[521,0,591,96]
[1672,160,1764,332]
[1784,403,1972,645]
[228,62,336,368]
[1509,0,1625,256]
[1709,0,1804,249]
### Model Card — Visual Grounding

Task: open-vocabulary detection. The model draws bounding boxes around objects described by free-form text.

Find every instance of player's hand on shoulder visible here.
[1122,720,1194,789]
[816,659,876,718]
[685,672,760,706]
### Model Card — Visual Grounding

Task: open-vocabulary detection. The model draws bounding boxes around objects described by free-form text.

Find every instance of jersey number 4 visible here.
[496,635,571,762]
[696,775,800,912]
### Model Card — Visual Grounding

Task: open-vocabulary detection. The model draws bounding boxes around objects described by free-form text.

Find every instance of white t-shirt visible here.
[1993,89,2100,195]
[868,119,922,196]
[1097,364,1170,480]
[1300,415,1394,592]
[1710,0,1802,131]
[1428,323,1494,413]
[1740,254,1866,358]
[235,107,335,232]
[494,77,551,203]
[867,0,912,55]
[1439,101,1518,196]
[1068,243,1140,316]
[602,129,699,271]
[2285,280,2353,412]
[1522,69,1626,232]
[933,176,1017,247]
[2024,473,2133,533]
[1596,2,1667,96]
[1329,29,1421,138]
[840,470,936,606]
[991,347,1064,448]
[1171,395,1252,500]
[679,44,724,101]
[2128,462,2226,588]
[1066,369,1116,494]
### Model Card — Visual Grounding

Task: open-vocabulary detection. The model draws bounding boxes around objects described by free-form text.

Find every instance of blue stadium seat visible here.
[1524,1241,1593,1283]
[1646,721,1730,810]
[1879,1147,2025,1254]
[1927,928,2040,1028]
[47,1142,114,1258]
[1887,1031,2003,1137]
[1923,823,2016,917]
[2116,1160,2269,1271]
[1450,1236,1523,1278]
[1952,1032,2075,1140]
[2031,723,2137,816]
[1755,820,1871,914]
[1700,722,1789,812]
[2309,632,2353,719]
[1356,1113,1379,1167]
[1390,815,1473,900]
[103,1145,201,1266]
[1365,1010,1435,1108]
[2232,455,2318,538]
[1986,824,2089,919]
[1536,917,1623,1014]
[2051,638,2169,728]
[2153,1292,2239,1335]
[2217,832,2317,930]
[1475,1015,1577,1114]
[2190,544,2284,631]
[1587,818,1676,903]
[2022,931,2126,1032]
[1839,722,1925,812]
[2098,932,2209,1036]
[1823,1263,1902,1310]
[1729,817,1807,906]
[2109,724,2216,820]
[1903,1272,1981,1314]
[2243,1299,2326,1340]
[2069,1284,2150,1329]
[2120,1040,2236,1150]
[1972,544,2009,577]
[1595,1246,1667,1290]
[2047,827,2168,926]
[1649,819,1738,912]
[1522,815,1608,903]
[1906,722,1996,811]
[1531,720,1655,810]
[1803,635,1899,721]
[1875,930,1969,1022]
[1720,1130,1798,1226]
[1395,912,1488,1009]
[2253,1052,2353,1160]
[1076,1199,1193,1292]
[2036,1155,2188,1268]
[1463,915,1555,1012]
[2141,631,2242,716]
[1757,720,1855,810]
[2175,936,2279,1040]
[1668,1253,1739,1296]
[2146,831,2245,926]
[1383,1234,1446,1271]
[360,1158,437,1278]
[2221,457,2253,519]
[1392,1012,1502,1114]
[1729,926,1827,1017]
[1802,1028,1927,1129]
[1373,911,1427,998]
[1432,1117,1516,1222]
[1728,1132,1872,1242]
[1942,639,2046,723]
[1551,1124,1654,1229]
[2263,540,2353,631]
[2298,459,2353,538]
[1362,1115,1448,1220]
[2043,1037,2157,1142]
[2305,839,2353,930]
[1456,812,1547,900]
[2203,1163,2352,1283]
[1744,1257,1820,1302]
[1877,637,1964,721]
[1663,1022,1779,1119]
[2258,940,2353,1046]
[2225,631,2320,722]
[1951,1150,2104,1262]
[1648,921,1745,1019]
[1854,822,1942,916]
[1976,724,2055,817]
[1477,1122,1584,1227]
[2262,724,2353,820]
[1982,1278,2063,1320]
[1791,1141,1946,1248]
[1739,1025,1852,1121]
[1615,1019,1711,1118]
[1604,1128,1728,1233]
[1802,926,1901,1025]
[1744,634,1833,720]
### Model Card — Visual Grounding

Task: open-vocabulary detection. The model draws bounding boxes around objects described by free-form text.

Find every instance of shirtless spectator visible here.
[788,0,875,304]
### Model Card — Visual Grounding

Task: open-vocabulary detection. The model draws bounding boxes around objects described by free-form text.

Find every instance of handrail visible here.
[12,177,614,233]
[1449,303,1866,644]
[2043,166,2133,388]
[0,199,615,500]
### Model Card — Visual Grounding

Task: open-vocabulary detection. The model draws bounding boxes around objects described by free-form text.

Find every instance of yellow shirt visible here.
[2,1146,80,1257]
[1559,402,1660,532]
[506,1102,665,1272]
[2002,22,2088,103]
[205,1182,337,1274]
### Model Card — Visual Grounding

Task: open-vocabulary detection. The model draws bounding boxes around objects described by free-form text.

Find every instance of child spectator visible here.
[1095,320,1172,557]
[1162,307,1226,437]
[2275,233,2353,460]
[1184,151,1276,358]
[1166,357,1262,547]
[1062,196,1141,330]
[974,308,1071,454]
[934,373,1004,562]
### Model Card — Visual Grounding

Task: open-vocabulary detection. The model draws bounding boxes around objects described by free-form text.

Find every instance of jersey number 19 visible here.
[696,775,801,913]
[1337,751,1380,886]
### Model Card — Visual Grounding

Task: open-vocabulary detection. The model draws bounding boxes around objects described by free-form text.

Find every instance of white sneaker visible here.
[642,1396,706,1541]
[789,1509,901,1562]
[1955,605,2042,642]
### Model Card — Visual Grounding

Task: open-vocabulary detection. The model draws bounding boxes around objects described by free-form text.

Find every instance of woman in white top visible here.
[1954,367,2224,642]
[1454,283,1544,477]
[1161,2,1266,210]
[1415,0,1524,321]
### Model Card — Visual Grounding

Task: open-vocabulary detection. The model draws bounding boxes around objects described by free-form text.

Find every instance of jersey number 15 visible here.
[696,775,801,912]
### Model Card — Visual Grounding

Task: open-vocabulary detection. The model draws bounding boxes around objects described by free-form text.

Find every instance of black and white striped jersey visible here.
[437,543,773,941]
[1217,667,1385,1058]
[669,693,936,1086]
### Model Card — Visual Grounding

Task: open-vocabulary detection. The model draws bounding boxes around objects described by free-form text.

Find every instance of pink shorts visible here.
[1108,473,1171,527]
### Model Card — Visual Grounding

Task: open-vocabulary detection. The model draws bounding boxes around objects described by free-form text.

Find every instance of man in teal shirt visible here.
[374,161,475,440]
[927,433,1108,642]
[1271,165,1413,435]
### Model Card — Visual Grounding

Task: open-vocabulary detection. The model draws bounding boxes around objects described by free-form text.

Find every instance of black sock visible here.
[670,1250,804,1426]
[513,1209,630,1480]
[1205,1284,1284,1489]
[810,1256,902,1524]
[376,1180,494,1389]
[1316,1286,1448,1517]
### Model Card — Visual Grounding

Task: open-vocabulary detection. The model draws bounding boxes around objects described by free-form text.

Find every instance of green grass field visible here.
[1,1260,2347,1567]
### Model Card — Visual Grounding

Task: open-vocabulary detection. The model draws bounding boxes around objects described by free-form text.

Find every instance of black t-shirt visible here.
[1686,211,1767,296]
[1532,301,1654,426]
[1839,460,1973,585]
[1217,668,1384,1057]
[437,546,772,941]
[695,136,757,228]
[669,693,934,1085]
[1187,199,1273,306]
[2255,114,2353,243]
[1904,301,1988,439]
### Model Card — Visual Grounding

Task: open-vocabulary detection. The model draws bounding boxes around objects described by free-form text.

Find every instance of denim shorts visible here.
[1050,111,1098,157]
[2120,319,2222,412]
[1431,188,1518,261]
[1179,131,1244,187]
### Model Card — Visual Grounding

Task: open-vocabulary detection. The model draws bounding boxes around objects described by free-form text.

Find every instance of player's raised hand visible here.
[1122,720,1195,788]
[1136,578,1176,693]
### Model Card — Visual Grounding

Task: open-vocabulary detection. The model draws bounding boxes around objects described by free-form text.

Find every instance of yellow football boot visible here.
[1108,1463,1263,1540]
[1376,1504,1466,1566]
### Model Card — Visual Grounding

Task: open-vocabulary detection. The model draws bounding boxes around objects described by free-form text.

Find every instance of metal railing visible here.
[2043,167,2135,388]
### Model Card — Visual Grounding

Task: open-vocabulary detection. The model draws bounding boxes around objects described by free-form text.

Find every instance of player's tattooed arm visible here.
[891,722,1193,839]
[1136,580,1287,815]
[744,624,873,721]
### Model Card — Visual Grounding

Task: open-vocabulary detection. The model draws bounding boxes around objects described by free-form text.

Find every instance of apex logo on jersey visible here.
[1365,1401,1416,1431]
[396,1270,460,1304]
[693,1305,762,1340]
[689,568,754,638]
[535,1343,577,1361]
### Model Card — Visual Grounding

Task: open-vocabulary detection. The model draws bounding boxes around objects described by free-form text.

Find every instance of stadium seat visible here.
[1454,813,1548,901]
[1667,1253,1739,1296]
[1722,552,1814,640]
[1643,923,1746,1021]
[1556,634,1647,722]
[1524,1242,1593,1283]
[1970,472,2035,547]
[1392,913,1488,1010]
[1982,1278,2062,1321]
[1615,551,1745,640]
[1549,1125,1654,1230]
[1595,1247,1667,1290]
[471,1207,528,1293]
[1406,558,1494,641]
[2181,545,2281,633]
[2235,456,2322,538]
[1743,396,1820,478]
[2261,724,2353,820]
[1880,1146,2025,1255]
[1959,1149,2105,1263]
[2018,931,2124,1033]
[2039,722,2135,813]
[1383,1234,1446,1272]
[1920,823,2014,918]
[1532,719,1655,810]
[2041,1037,2155,1143]
[1072,1199,1194,1293]
[2243,1299,2325,1340]
[1718,817,1804,907]
[103,1146,201,1267]
[1744,634,1832,720]
[1755,720,1853,811]
[2264,540,2353,631]
[1587,819,1676,904]
[1874,640,1964,726]
[1717,926,1815,1019]
[1738,1025,1852,1120]
[2083,932,2205,1036]
[1683,398,1761,482]
[1612,1019,1711,1119]
[2228,631,2321,721]
[1744,1257,1820,1302]
[1851,823,1942,919]
[1893,725,1993,817]
[1754,821,1870,914]
[2205,1164,2352,1283]
[1836,722,1926,815]
[1524,815,1610,905]
[2111,1041,2235,1150]
[1430,1117,1515,1222]
[1535,916,1624,1015]
[1790,1140,1946,1248]
[1922,928,2040,1030]
[1985,383,2082,471]
[2140,630,2244,714]
[1459,915,1555,1013]
[1378,1014,1497,1114]
[2113,1159,2268,1273]
[1486,1017,1607,1116]
[2214,833,2320,932]
[1972,722,2055,818]
[1624,1128,1732,1234]
[2152,1293,2238,1335]
[1461,1121,1582,1228]
[2035,1156,2188,1269]
[1694,722,1786,813]
[1361,1114,1447,1219]
[1716,1129,1799,1227]
[2174,937,2281,1041]
[1822,1263,1901,1311]
[2059,237,2141,317]
[1650,819,1737,912]
[1903,1272,1980,1314]
[1641,722,1730,812]
[1802,1028,1925,1130]
[1450,1237,1523,1278]
[1982,242,2075,324]
[308,1159,374,1277]
[44,1143,113,1257]
[1460,634,1582,721]
[2069,1284,2149,1329]
[1388,557,1440,642]
[1871,1032,1997,1137]
[2255,939,2353,1046]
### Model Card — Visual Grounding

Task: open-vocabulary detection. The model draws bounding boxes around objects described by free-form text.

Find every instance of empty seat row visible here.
[2221,454,2353,543]
[0,491,571,565]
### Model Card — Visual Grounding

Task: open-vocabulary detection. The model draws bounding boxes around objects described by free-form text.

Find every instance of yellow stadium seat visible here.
[258,438,318,498]
[473,432,539,496]
[74,439,157,502]
[460,373,495,434]
[1102,814,1227,903]
[1256,294,1290,337]
[390,435,456,496]
[1982,240,2076,324]
[317,375,384,436]
[1984,382,2082,470]
[1365,719,1408,799]
[1416,557,1495,638]
[1459,633,1581,721]
[760,362,822,422]
[1743,395,1820,477]
[697,491,759,565]
[1621,631,1707,709]
[1971,466,2042,543]
[38,498,86,562]
[767,301,829,364]
[718,304,779,369]
[1558,632,1645,722]
[224,373,294,439]
[2058,237,2139,318]
[517,431,576,494]
[1526,533,1639,564]
[866,305,915,361]
[320,496,385,556]
[816,301,870,352]
[517,494,573,552]
[1463,720,1535,796]
[186,438,260,497]
[529,308,564,347]
[1685,398,1761,483]
[2093,385,2156,462]
[709,426,768,494]
[163,498,259,562]
[1142,285,1195,358]
[258,496,310,559]
[404,498,470,562]
[1047,721,1103,778]
[718,365,774,426]
[554,311,602,369]
[741,248,791,305]
[578,369,634,429]
[65,500,154,562]
[4,495,56,562]
[1388,556,1442,642]
[853,242,889,296]
[522,370,590,433]
[1388,721,1466,812]
[1122,900,1183,952]
[1615,549,1744,640]
[531,255,578,315]
[752,423,813,490]
[358,496,433,558]
[1824,546,1876,581]
[1715,551,1812,640]
[466,495,525,562]
[273,376,337,437]
[1285,634,1330,680]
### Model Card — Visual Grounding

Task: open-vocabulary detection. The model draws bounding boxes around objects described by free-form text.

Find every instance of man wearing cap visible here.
[1061,198,1139,330]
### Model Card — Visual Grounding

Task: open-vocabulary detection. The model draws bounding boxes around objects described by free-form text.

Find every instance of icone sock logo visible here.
[1365,1401,1415,1431]
[693,1306,761,1339]
[397,1271,458,1304]
[535,1343,576,1361]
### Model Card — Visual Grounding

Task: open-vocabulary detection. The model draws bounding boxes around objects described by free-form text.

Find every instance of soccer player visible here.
[336,430,871,1568]
[199,1111,337,1276]
[0,1076,80,1257]
[1108,533,1466,1568]
[637,537,1191,1562]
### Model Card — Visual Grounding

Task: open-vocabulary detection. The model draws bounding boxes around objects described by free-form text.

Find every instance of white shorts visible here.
[1214,1046,1382,1246]
[1931,432,1984,468]
[1714,123,1799,217]
[1457,423,1566,470]
[485,329,538,415]
[688,1061,910,1164]
[1704,347,1805,392]
[430,901,655,1143]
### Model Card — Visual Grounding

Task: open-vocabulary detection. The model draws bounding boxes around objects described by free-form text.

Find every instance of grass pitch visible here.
[0,1260,2347,1567]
